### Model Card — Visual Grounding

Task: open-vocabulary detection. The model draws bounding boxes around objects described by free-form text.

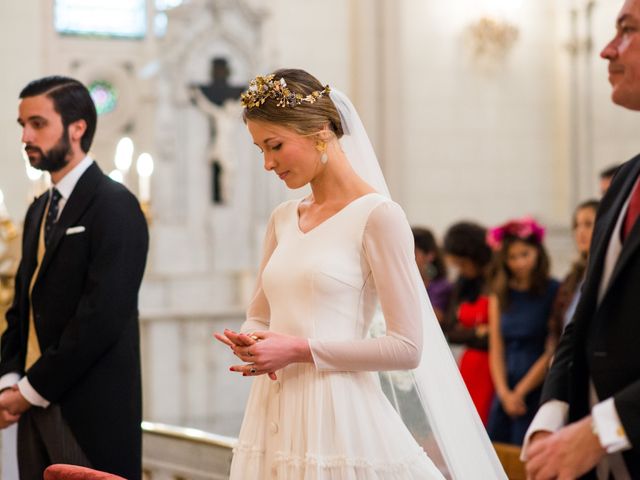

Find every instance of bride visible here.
[215,68,506,479]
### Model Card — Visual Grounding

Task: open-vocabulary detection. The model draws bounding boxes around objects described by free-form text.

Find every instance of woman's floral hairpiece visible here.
[240,74,331,109]
[486,216,545,250]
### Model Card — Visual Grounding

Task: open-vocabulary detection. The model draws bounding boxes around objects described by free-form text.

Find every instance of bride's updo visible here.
[242,68,344,139]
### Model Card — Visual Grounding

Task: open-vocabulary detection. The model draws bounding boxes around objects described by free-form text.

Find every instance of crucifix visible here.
[189,57,246,204]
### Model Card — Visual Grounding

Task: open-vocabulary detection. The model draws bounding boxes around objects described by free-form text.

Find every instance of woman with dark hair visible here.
[547,199,599,349]
[486,218,559,445]
[443,221,494,425]
[412,227,452,324]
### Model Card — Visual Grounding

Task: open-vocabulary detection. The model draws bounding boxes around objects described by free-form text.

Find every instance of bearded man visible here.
[0,76,148,479]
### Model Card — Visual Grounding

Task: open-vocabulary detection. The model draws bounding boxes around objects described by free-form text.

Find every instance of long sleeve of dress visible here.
[240,212,277,333]
[309,201,424,372]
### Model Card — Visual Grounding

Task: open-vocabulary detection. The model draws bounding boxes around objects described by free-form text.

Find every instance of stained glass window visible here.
[88,81,118,115]
[155,0,183,9]
[54,0,186,39]
[54,0,147,39]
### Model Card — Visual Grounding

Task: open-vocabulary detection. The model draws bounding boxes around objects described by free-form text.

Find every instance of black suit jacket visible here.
[0,162,149,479]
[541,154,640,478]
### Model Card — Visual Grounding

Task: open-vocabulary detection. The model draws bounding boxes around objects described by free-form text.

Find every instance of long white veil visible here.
[330,89,506,479]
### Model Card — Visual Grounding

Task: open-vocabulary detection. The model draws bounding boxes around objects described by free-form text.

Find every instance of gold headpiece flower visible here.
[241,74,331,109]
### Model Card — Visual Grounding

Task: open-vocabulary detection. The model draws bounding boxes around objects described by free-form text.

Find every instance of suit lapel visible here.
[574,158,640,325]
[601,208,640,307]
[36,163,104,282]
[593,158,640,308]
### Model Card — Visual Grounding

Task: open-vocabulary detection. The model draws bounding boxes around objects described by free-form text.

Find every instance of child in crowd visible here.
[486,217,559,445]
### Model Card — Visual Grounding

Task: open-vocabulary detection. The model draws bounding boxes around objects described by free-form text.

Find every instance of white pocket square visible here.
[65,226,86,235]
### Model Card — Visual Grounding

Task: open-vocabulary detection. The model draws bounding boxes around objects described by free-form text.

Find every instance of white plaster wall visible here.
[0,2,45,222]
[0,0,585,279]
[6,0,640,438]
[396,0,567,235]
[264,0,351,95]
[2,1,639,247]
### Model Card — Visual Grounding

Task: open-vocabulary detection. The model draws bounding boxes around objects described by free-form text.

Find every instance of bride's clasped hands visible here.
[214,329,311,381]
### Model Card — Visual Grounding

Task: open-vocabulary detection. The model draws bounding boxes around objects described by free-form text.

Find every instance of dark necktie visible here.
[44,188,62,245]
[622,178,640,242]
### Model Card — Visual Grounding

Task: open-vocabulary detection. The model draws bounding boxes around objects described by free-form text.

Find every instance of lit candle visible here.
[114,137,134,186]
[0,189,8,220]
[136,153,154,203]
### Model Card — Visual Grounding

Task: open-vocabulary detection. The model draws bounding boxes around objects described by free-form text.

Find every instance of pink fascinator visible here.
[486,216,545,251]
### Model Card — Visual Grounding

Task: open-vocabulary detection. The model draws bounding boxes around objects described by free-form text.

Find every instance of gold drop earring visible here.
[317,141,328,164]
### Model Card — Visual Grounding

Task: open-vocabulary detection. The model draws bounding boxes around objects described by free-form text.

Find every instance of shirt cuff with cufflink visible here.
[592,397,631,453]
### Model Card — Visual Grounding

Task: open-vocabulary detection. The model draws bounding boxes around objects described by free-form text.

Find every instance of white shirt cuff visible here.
[521,400,569,460]
[0,373,20,392]
[17,377,50,408]
[592,397,632,453]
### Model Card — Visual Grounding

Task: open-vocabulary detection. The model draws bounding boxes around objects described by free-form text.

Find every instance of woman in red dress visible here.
[443,222,494,425]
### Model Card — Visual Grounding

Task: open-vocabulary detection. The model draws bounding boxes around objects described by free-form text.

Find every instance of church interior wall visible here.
[1,0,640,442]
[2,0,640,295]
[396,0,565,233]
[0,2,45,221]
[0,1,569,248]
[262,0,352,102]
[0,2,638,236]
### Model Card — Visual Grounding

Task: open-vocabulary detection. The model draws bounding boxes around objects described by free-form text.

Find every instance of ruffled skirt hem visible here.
[230,442,444,479]
[229,364,445,479]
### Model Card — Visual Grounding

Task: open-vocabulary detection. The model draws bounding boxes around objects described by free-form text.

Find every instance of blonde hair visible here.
[243,69,344,138]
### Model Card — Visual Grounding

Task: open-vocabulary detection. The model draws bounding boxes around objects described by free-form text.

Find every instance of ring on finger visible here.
[249,367,257,374]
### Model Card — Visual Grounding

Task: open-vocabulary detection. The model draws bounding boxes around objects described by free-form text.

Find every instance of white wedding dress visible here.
[230,193,446,479]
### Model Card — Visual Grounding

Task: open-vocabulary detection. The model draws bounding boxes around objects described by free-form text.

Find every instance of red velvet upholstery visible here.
[43,464,127,480]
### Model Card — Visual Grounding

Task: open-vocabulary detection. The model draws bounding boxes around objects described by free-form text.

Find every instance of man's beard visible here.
[25,129,71,173]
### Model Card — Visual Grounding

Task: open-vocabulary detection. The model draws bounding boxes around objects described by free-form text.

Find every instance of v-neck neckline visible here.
[296,192,378,236]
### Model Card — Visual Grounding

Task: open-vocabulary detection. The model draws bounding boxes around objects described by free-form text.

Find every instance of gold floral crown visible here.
[240,74,331,109]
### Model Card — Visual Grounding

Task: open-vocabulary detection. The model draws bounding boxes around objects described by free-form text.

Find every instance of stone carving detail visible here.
[148,0,286,311]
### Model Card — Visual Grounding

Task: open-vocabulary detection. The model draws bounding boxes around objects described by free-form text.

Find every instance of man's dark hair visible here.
[20,76,97,153]
[600,164,620,180]
[443,221,492,268]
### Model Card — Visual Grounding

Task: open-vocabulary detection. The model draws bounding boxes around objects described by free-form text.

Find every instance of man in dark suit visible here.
[524,1,640,478]
[0,76,148,479]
